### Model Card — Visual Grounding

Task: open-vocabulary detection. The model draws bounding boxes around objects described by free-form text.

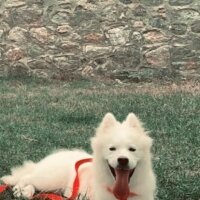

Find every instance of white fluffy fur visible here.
[1,113,156,200]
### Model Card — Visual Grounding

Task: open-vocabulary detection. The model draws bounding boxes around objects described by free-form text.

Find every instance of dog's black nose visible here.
[118,157,129,166]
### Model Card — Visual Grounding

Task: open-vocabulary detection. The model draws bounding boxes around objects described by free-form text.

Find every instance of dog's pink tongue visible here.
[113,169,130,200]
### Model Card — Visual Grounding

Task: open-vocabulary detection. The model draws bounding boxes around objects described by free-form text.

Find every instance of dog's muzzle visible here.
[108,157,135,181]
[107,159,136,200]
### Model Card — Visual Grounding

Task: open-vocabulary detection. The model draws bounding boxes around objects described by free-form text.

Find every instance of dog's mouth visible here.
[108,164,135,200]
[108,164,135,182]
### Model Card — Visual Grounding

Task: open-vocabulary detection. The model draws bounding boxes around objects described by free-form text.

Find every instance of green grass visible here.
[0,77,199,200]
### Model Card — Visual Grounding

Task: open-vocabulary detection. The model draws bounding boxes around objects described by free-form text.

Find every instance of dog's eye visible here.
[129,147,136,152]
[109,147,116,151]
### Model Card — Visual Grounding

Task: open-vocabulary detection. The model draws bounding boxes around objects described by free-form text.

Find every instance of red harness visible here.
[0,158,136,200]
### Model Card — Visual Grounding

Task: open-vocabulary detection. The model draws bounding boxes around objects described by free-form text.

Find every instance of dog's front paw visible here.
[13,184,35,199]
[13,185,23,198]
[1,175,13,185]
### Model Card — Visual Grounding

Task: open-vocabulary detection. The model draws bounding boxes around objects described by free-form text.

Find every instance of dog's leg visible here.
[1,175,18,186]
[12,175,35,198]
[13,184,35,198]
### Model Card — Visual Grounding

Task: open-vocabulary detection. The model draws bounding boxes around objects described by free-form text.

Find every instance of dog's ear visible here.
[100,113,117,129]
[125,113,144,131]
[95,113,117,136]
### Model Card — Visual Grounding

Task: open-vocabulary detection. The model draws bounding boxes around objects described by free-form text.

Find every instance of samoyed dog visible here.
[1,113,156,200]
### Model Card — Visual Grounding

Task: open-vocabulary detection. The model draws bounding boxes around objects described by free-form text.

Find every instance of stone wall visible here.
[0,0,200,81]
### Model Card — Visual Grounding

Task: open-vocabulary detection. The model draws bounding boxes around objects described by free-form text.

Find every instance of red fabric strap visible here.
[68,158,92,200]
[0,185,8,193]
[33,193,64,200]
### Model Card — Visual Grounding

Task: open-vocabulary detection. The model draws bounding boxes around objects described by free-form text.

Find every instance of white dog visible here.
[1,113,156,200]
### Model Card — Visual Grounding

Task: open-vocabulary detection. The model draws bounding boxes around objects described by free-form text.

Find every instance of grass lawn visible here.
[0,77,199,200]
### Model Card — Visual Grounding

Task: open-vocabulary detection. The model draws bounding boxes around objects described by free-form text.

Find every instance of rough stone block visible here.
[145,46,170,68]
[133,5,147,16]
[191,20,200,33]
[171,46,195,62]
[177,9,199,22]
[0,30,4,38]
[83,33,104,43]
[112,46,140,68]
[170,23,187,35]
[149,17,168,29]
[5,0,26,8]
[141,0,163,6]
[6,47,24,61]
[143,30,168,43]
[9,5,42,24]
[30,27,52,44]
[106,27,131,46]
[119,0,133,5]
[169,0,193,6]
[84,45,112,56]
[192,37,200,50]
[8,27,27,43]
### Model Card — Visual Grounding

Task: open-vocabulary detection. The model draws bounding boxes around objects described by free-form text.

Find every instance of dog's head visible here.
[91,112,152,176]
[91,113,153,199]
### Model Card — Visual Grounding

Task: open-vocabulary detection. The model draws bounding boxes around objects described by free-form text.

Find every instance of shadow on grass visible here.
[58,113,98,125]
